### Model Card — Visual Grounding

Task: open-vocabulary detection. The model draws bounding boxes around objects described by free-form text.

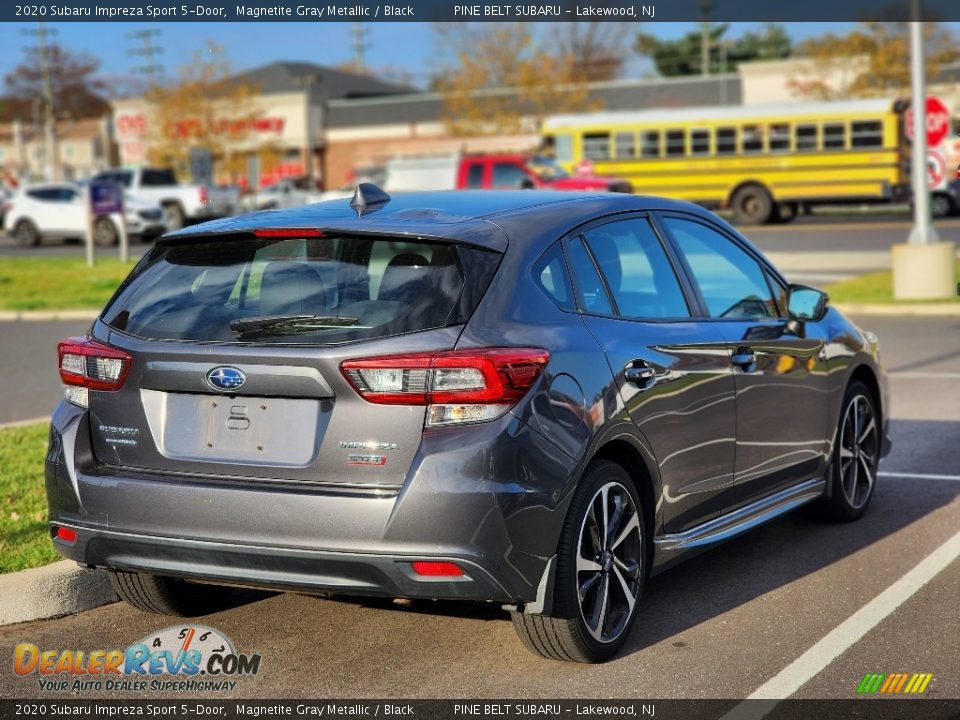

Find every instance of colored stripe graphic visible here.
[858,672,933,694]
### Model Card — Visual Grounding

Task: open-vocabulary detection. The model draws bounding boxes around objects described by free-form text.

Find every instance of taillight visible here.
[58,337,132,408]
[199,185,209,203]
[341,348,549,427]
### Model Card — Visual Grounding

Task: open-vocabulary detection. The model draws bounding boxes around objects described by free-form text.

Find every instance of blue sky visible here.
[0,22,863,91]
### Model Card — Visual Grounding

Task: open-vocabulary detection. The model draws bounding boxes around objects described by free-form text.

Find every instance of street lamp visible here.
[891,0,957,299]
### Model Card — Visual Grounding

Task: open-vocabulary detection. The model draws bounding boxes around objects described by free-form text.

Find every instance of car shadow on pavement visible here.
[621,417,959,657]
[203,419,957,658]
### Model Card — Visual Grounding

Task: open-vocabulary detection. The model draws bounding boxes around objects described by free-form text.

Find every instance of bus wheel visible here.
[773,202,798,223]
[731,184,774,225]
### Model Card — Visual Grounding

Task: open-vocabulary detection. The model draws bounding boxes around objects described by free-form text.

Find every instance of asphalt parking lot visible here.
[0,314,957,703]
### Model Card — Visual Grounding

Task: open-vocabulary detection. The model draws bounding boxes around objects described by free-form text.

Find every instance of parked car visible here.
[931,180,960,217]
[5,183,166,246]
[91,167,238,230]
[47,187,889,662]
[385,153,632,193]
[240,179,325,212]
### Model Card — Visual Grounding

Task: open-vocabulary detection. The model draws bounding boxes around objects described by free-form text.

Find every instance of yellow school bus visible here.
[542,99,908,224]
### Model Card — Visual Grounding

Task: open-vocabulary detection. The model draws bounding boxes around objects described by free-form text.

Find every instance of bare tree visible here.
[3,44,109,121]
[555,23,630,82]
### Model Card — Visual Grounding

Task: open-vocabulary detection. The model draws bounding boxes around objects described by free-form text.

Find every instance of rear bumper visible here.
[51,523,511,602]
[45,401,576,605]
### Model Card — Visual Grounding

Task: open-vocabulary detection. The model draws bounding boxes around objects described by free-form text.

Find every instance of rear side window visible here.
[583,219,689,319]
[141,169,177,186]
[533,243,575,311]
[464,163,484,188]
[567,237,613,315]
[103,234,499,344]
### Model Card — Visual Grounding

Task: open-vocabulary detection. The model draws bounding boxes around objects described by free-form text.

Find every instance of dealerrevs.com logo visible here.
[857,672,934,695]
[13,625,261,693]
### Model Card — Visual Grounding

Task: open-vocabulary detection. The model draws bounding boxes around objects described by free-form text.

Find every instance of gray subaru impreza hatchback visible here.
[46,187,889,662]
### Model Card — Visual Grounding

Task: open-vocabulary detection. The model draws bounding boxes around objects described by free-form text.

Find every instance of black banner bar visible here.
[1,700,959,720]
[5,0,960,23]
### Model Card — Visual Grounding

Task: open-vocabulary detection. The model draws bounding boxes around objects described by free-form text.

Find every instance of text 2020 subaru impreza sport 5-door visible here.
[46,188,889,662]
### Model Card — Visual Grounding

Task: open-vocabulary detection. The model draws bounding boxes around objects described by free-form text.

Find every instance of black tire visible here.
[164,203,186,231]
[820,381,881,522]
[93,217,119,247]
[512,460,646,663]
[731,184,774,225]
[13,219,40,247]
[931,193,953,218]
[109,570,234,616]
[773,202,798,224]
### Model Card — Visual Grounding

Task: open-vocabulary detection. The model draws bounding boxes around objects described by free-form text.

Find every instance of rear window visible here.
[102,234,499,345]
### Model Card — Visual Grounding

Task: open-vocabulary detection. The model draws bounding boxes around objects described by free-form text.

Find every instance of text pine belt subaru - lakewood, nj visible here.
[46,185,889,662]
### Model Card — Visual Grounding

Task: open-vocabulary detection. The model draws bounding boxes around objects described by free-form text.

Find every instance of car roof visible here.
[164,190,708,252]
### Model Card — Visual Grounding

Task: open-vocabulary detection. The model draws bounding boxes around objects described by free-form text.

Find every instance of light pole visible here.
[891,0,957,299]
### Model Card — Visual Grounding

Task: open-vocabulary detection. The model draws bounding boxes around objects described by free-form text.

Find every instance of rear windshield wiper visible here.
[230,315,360,335]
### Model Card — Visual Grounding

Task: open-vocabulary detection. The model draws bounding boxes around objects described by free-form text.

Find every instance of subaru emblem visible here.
[206,367,246,392]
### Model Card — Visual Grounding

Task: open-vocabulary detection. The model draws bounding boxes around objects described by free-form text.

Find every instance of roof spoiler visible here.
[350,183,391,216]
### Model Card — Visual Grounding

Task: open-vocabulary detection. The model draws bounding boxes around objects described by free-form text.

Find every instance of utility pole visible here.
[295,74,320,189]
[699,0,711,76]
[127,29,165,85]
[21,23,59,181]
[891,0,956,299]
[351,22,369,73]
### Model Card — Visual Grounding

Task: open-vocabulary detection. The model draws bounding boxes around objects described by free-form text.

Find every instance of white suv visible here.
[5,183,167,247]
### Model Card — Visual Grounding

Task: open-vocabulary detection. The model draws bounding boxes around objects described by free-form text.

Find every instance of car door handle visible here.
[731,346,757,371]
[624,363,657,390]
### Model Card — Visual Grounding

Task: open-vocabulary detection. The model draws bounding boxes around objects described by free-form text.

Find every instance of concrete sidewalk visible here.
[0,561,116,625]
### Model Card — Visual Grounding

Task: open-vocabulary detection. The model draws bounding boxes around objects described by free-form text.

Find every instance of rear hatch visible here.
[86,229,500,490]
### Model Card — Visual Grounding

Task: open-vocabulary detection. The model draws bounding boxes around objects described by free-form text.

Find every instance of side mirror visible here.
[787,284,828,322]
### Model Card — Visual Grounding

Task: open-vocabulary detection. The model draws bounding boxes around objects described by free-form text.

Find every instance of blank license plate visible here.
[156,393,320,466]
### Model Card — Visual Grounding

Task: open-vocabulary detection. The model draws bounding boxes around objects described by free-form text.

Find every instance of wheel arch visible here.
[588,437,659,572]
[848,363,883,428]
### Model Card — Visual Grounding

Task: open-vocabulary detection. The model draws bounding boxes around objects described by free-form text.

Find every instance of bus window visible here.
[614,132,636,159]
[555,135,573,163]
[666,129,685,156]
[641,131,660,158]
[769,124,790,151]
[716,127,736,154]
[742,125,764,153]
[824,123,846,149]
[583,133,611,160]
[691,129,710,155]
[851,121,883,148]
[795,124,817,151]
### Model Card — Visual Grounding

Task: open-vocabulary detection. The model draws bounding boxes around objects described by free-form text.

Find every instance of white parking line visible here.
[721,527,960,719]
[888,372,960,379]
[879,471,960,482]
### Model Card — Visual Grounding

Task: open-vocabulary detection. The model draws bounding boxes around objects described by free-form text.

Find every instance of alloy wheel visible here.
[576,481,642,643]
[839,394,879,509]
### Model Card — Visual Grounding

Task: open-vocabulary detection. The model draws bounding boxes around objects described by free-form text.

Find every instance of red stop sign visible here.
[906,96,951,147]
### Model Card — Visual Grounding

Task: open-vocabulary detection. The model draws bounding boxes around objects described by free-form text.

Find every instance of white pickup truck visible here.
[91,167,238,230]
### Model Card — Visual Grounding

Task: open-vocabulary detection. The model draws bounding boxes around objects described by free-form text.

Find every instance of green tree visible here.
[635,23,791,77]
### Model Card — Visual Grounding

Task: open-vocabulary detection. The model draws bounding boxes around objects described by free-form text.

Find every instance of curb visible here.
[0,310,99,322]
[833,302,960,317]
[0,560,117,626]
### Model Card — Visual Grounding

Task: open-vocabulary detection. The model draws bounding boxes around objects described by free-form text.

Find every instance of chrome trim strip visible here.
[653,477,825,569]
